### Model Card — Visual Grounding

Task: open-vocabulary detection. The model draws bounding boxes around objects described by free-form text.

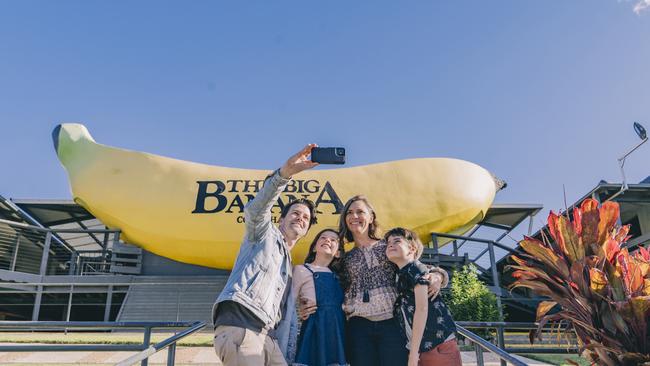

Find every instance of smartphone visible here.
[311,147,346,164]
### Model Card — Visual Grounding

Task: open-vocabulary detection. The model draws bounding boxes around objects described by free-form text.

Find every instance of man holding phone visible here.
[212,144,319,366]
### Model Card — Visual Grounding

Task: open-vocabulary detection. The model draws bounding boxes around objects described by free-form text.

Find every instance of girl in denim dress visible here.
[292,229,347,366]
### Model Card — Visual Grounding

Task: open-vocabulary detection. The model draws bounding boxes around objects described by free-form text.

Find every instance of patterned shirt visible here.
[342,240,397,321]
[394,260,456,352]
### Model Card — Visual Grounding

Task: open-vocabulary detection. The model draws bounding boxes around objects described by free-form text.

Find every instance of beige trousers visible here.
[213,325,287,366]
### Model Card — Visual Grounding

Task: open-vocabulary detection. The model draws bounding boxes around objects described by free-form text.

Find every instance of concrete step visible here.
[116,276,227,326]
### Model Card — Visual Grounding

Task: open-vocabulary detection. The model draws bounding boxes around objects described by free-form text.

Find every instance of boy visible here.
[385,227,461,366]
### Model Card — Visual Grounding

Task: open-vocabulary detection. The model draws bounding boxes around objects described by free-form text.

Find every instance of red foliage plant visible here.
[508,198,650,365]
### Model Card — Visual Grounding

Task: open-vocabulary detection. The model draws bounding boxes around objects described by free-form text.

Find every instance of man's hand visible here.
[297,296,317,321]
[279,144,319,179]
[423,272,443,299]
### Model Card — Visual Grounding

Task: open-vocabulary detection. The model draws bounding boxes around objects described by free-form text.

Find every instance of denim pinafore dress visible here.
[294,264,347,366]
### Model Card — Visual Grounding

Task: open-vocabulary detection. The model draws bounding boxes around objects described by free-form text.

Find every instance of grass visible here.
[0,332,214,346]
[522,353,591,366]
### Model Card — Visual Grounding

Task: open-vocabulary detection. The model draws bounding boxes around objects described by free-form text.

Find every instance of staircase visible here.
[116,275,228,327]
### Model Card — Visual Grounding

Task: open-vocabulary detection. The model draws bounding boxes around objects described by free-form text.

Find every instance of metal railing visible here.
[0,320,560,366]
[0,221,52,274]
[455,321,580,366]
[428,231,518,285]
[0,218,140,276]
[0,321,206,366]
[0,280,217,324]
[425,232,546,365]
[456,324,527,366]
[457,321,579,354]
[115,322,206,366]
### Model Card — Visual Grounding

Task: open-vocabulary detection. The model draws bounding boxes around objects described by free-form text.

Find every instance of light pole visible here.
[608,122,648,201]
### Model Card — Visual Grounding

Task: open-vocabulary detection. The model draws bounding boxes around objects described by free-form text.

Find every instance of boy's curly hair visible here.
[384,227,424,259]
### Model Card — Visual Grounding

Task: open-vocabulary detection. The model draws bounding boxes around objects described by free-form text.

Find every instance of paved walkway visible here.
[0,346,552,365]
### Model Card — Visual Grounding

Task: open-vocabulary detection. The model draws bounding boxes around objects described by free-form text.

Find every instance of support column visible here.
[39,232,52,276]
[527,213,536,236]
[10,236,20,271]
[32,285,43,321]
[102,232,110,271]
[431,233,439,265]
[69,252,78,275]
[488,240,506,366]
[104,285,114,322]
[142,327,152,366]
[33,232,52,322]
[66,284,74,322]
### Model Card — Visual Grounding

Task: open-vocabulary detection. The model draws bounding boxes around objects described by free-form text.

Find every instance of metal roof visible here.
[480,203,542,232]
[575,183,650,207]
[0,196,35,224]
[527,183,650,240]
[10,199,95,227]
[9,199,109,252]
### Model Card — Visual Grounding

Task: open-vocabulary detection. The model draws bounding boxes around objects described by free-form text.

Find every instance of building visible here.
[0,194,545,324]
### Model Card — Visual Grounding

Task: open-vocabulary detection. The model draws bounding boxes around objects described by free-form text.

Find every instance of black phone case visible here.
[311,147,345,164]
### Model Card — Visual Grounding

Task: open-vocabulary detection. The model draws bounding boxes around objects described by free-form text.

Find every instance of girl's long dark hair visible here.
[304,229,345,273]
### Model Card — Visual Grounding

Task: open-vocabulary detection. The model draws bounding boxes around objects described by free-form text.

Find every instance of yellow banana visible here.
[53,123,503,270]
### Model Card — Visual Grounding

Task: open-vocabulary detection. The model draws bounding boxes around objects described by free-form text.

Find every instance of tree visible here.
[444,263,501,337]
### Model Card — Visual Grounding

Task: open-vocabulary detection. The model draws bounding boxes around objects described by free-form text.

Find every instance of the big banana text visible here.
[53,123,503,270]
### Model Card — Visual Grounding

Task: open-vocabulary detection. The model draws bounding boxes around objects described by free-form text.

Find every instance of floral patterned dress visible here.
[342,240,398,320]
[394,260,457,352]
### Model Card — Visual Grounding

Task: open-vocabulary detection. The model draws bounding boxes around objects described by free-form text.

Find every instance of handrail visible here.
[116,321,206,366]
[0,321,206,366]
[429,231,513,364]
[0,281,221,287]
[458,321,553,328]
[455,324,527,366]
[456,321,580,355]
[0,321,196,328]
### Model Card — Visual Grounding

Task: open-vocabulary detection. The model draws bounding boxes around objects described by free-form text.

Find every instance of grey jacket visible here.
[212,170,295,334]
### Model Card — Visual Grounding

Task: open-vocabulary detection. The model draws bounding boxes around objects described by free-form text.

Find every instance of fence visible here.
[0,320,206,366]
[0,218,139,276]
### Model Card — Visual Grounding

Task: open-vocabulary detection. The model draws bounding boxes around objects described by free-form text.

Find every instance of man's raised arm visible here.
[244,144,318,241]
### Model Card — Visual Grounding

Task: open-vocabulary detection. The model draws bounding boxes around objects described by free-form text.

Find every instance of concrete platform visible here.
[0,346,552,365]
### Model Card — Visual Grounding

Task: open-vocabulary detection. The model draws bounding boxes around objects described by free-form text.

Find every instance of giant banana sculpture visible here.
[53,123,504,270]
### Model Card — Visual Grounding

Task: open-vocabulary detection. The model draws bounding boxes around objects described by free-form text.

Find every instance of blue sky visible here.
[1,0,649,237]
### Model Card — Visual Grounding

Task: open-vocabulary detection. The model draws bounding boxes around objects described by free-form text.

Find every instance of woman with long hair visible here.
[337,195,448,366]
